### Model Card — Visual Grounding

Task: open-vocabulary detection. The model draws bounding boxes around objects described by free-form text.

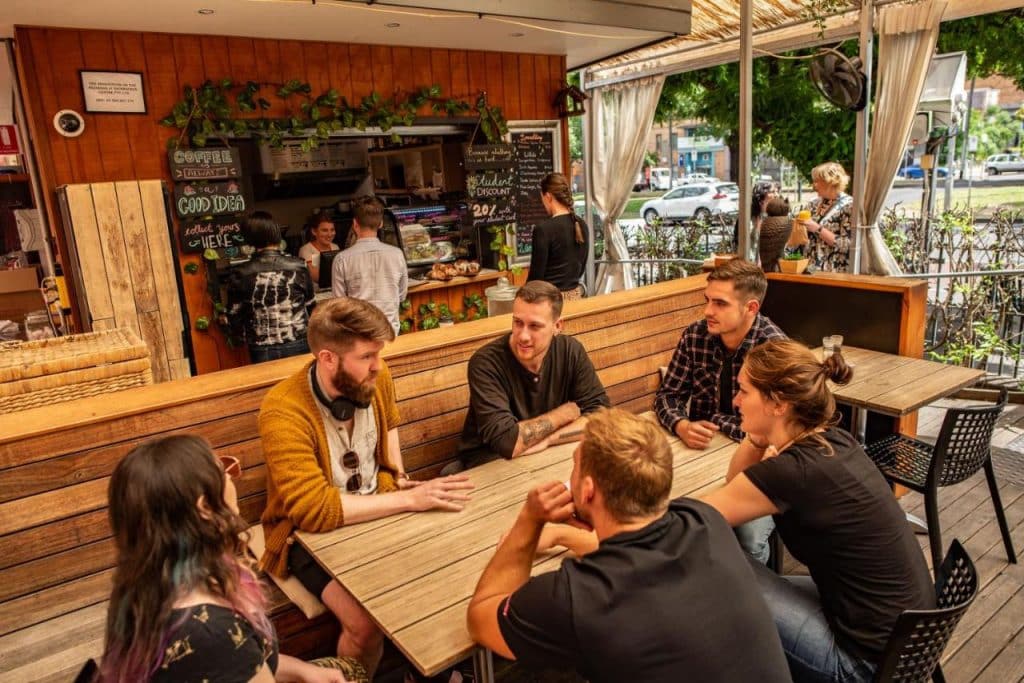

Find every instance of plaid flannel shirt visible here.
[655,314,785,441]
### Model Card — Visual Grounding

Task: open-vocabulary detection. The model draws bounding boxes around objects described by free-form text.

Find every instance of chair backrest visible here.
[873,540,977,682]
[932,389,1007,487]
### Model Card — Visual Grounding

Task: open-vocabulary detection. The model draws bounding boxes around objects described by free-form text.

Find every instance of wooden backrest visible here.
[0,276,706,638]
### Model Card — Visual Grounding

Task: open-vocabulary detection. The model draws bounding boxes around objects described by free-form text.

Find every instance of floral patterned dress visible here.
[806,192,853,272]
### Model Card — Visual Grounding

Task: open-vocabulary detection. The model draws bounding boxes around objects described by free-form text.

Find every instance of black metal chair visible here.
[873,540,978,683]
[865,389,1016,575]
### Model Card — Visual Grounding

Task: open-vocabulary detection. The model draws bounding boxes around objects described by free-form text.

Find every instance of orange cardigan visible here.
[258,360,400,578]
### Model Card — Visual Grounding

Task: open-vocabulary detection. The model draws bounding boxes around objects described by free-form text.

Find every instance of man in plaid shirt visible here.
[655,259,784,562]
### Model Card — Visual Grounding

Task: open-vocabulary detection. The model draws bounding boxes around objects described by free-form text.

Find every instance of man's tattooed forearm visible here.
[521,417,556,446]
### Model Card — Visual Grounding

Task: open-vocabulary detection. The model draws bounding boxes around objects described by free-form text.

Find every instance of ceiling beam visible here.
[584,0,1024,88]
[337,0,691,34]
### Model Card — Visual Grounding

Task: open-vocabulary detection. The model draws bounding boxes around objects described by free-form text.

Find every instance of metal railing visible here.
[891,268,1024,383]
[593,257,707,287]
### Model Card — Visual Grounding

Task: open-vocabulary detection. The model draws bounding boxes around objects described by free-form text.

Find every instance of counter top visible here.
[407,268,503,292]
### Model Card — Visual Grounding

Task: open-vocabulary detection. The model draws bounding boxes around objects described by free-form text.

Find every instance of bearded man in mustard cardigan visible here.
[259,296,473,677]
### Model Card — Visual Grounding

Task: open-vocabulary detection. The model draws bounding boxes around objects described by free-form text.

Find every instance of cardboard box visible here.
[0,267,39,294]
[0,267,41,333]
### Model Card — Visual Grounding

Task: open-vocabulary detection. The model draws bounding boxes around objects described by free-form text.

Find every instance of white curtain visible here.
[859,0,948,275]
[589,75,665,293]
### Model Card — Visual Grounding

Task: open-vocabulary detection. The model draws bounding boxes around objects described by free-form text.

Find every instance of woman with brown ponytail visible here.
[701,339,934,683]
[528,172,589,299]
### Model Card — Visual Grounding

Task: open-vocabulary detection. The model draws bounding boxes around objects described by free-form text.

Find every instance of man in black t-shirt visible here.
[467,409,790,683]
[456,280,609,469]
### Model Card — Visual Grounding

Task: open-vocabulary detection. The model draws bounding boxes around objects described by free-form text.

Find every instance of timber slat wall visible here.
[61,180,190,381]
[15,26,568,376]
[0,276,705,682]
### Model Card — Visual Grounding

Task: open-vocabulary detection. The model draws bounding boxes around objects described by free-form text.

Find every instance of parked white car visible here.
[676,173,720,185]
[640,182,738,224]
[984,153,1024,175]
[650,167,673,191]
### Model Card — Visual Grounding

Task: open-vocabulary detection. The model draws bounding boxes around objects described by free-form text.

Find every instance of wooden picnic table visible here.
[296,414,739,680]
[829,346,986,419]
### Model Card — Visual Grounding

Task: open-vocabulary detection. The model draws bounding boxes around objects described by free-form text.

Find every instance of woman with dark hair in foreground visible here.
[701,339,934,683]
[99,435,363,683]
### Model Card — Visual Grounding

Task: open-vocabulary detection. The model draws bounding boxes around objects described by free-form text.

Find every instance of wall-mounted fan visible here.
[809,51,867,111]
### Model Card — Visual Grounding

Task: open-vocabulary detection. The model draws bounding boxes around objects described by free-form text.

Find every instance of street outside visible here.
[610,172,1024,232]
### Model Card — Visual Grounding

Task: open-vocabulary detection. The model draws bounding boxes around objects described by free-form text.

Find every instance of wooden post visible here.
[737,0,753,260]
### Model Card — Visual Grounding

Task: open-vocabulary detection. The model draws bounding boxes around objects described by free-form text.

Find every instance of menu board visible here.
[173,180,247,219]
[464,144,516,171]
[179,217,247,254]
[168,147,241,181]
[511,130,557,258]
[465,144,517,229]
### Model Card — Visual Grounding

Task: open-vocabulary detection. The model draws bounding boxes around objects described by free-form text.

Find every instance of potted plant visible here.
[778,248,809,274]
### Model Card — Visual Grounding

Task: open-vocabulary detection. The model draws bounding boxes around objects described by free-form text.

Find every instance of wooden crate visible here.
[0,328,153,413]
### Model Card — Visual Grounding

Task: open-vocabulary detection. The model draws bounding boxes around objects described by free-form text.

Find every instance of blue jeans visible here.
[249,338,310,363]
[749,558,877,683]
[736,515,776,565]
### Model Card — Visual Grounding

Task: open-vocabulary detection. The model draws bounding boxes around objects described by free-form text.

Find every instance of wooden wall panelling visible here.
[111,32,162,179]
[44,29,96,185]
[349,43,373,101]
[483,52,505,118]
[138,180,190,379]
[226,37,259,87]
[518,54,538,119]
[279,39,308,88]
[78,31,134,182]
[302,42,332,99]
[200,35,232,83]
[140,32,182,176]
[328,43,354,107]
[370,45,394,98]
[410,47,433,114]
[429,50,452,102]
[254,39,288,118]
[390,46,414,98]
[87,183,142,338]
[449,50,469,100]
[500,53,521,120]
[112,181,169,382]
[62,184,114,329]
[466,50,488,103]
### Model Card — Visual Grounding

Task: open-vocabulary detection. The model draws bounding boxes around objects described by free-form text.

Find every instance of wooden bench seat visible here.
[0,277,707,682]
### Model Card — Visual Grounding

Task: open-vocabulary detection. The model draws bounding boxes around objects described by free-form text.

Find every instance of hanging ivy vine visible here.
[159,78,509,150]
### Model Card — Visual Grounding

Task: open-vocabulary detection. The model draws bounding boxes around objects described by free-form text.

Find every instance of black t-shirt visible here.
[526,214,588,290]
[497,499,790,683]
[744,427,936,661]
[458,333,610,465]
[152,603,279,682]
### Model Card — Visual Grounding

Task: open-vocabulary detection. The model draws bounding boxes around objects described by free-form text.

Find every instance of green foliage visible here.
[162,78,504,150]
[658,48,858,181]
[938,10,1024,89]
[488,223,520,273]
[971,106,1021,160]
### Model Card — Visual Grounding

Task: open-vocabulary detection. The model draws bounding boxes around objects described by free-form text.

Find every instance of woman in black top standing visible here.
[528,172,589,299]
[700,339,934,683]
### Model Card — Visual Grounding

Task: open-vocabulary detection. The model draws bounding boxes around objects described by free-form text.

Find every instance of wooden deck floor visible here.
[902,400,1024,682]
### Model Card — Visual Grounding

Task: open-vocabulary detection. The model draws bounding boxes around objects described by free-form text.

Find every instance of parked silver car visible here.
[640,182,738,224]
[985,153,1024,175]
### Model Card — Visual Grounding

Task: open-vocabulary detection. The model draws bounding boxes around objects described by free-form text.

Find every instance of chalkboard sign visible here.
[169,147,241,181]
[464,144,516,171]
[173,180,247,219]
[180,217,247,254]
[467,168,517,227]
[511,131,557,258]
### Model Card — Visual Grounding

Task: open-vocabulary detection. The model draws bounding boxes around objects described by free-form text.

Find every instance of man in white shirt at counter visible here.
[332,195,408,334]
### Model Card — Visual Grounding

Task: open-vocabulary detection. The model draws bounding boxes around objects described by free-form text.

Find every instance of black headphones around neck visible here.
[310,363,369,421]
